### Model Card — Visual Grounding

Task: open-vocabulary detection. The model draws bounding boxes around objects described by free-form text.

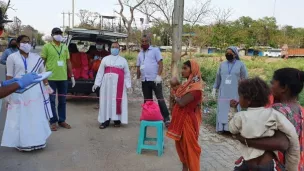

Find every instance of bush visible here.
[194,53,224,58]
[204,111,217,126]
[122,52,137,61]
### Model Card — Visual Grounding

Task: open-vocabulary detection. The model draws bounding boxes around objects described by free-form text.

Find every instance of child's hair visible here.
[273,68,304,97]
[238,77,271,107]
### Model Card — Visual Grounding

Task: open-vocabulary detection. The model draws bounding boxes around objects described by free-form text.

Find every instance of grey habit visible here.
[213,59,248,132]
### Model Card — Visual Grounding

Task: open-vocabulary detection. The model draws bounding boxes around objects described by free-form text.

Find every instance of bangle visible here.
[244,138,249,147]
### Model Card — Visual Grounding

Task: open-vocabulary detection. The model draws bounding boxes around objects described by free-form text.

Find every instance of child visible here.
[229,77,300,171]
[170,77,181,91]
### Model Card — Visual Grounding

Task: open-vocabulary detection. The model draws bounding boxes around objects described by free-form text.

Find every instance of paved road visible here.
[0,48,241,171]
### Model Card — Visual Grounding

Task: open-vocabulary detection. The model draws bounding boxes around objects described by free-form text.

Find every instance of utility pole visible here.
[99,15,102,30]
[68,12,71,28]
[72,0,75,28]
[171,0,184,78]
[62,12,65,33]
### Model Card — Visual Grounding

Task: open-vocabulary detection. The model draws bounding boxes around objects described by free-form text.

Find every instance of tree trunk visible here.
[170,0,184,112]
[126,24,132,52]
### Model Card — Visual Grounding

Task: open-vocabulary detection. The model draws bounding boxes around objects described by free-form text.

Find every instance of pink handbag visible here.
[140,101,164,121]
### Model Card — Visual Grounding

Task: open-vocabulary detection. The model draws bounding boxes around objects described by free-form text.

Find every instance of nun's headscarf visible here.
[227,46,240,60]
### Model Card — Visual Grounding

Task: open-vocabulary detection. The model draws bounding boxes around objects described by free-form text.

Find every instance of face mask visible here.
[53,35,63,42]
[11,44,17,49]
[111,48,120,56]
[76,44,88,53]
[141,44,149,51]
[96,45,103,51]
[19,43,32,53]
[225,54,234,61]
[94,56,99,60]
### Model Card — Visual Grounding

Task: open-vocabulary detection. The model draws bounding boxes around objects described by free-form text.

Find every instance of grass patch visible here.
[123,52,304,126]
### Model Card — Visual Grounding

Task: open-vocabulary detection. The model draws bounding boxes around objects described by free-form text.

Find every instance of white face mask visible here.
[53,35,63,42]
[96,44,103,51]
[19,43,32,53]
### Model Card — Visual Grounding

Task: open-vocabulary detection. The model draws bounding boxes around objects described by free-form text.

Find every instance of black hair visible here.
[111,41,120,46]
[142,35,151,43]
[8,38,17,48]
[16,35,30,43]
[86,45,97,54]
[68,43,79,53]
[238,77,271,107]
[273,68,304,97]
[183,60,191,68]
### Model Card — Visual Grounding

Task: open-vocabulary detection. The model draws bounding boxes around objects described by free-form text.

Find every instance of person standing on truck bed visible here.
[41,27,75,131]
[92,42,132,129]
[136,35,171,128]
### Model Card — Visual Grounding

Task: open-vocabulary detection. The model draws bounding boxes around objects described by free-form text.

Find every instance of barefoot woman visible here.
[167,60,203,171]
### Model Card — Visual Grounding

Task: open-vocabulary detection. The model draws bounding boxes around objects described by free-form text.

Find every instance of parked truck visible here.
[281,44,304,58]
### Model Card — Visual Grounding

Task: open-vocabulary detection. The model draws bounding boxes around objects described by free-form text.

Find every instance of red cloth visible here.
[167,60,203,141]
[104,67,124,115]
[70,53,82,68]
[80,52,89,79]
[70,52,91,79]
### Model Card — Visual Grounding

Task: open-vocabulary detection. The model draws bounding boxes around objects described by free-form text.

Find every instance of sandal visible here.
[50,123,57,131]
[59,122,71,129]
[114,121,121,127]
[99,123,108,129]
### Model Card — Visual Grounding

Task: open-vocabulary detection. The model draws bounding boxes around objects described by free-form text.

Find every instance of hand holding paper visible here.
[15,72,52,94]
[17,73,42,89]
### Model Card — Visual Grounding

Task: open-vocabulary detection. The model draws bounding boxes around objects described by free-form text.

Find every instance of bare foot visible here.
[182,164,188,171]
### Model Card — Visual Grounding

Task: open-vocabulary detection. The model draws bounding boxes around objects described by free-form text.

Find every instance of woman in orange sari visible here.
[167,60,203,171]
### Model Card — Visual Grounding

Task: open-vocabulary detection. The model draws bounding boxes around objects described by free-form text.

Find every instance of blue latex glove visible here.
[2,78,19,87]
[94,56,99,60]
[16,73,42,89]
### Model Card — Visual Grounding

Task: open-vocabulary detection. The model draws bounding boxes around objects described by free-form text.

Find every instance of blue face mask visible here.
[111,48,120,56]
[94,56,99,60]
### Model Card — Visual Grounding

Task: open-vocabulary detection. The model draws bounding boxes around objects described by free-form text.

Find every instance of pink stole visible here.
[104,67,124,115]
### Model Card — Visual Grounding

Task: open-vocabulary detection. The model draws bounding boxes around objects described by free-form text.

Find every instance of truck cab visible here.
[65,29,127,95]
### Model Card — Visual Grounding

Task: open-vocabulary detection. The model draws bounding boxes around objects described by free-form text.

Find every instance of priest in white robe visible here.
[92,42,132,129]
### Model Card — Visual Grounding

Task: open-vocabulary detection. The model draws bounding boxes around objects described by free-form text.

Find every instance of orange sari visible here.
[167,60,203,171]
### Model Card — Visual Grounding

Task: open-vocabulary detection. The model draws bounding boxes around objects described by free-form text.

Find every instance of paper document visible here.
[15,72,53,94]
[35,71,52,81]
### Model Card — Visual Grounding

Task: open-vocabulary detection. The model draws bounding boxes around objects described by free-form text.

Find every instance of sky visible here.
[5,0,304,34]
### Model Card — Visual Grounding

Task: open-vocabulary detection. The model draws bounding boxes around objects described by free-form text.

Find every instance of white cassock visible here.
[94,55,131,124]
[2,51,52,151]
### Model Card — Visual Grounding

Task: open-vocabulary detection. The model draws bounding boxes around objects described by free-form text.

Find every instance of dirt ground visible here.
[0,50,242,171]
[0,95,241,171]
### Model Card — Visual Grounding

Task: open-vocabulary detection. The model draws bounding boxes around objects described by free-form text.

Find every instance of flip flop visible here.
[99,123,108,129]
[50,123,57,131]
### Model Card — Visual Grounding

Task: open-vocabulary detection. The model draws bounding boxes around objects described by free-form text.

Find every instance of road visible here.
[0,47,240,171]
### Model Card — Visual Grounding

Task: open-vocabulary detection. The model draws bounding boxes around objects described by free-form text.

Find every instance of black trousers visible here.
[142,81,170,122]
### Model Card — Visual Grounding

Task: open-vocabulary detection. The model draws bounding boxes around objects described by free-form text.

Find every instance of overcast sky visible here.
[6,0,304,34]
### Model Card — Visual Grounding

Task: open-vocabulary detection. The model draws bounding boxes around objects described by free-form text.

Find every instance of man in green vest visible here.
[41,28,75,131]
